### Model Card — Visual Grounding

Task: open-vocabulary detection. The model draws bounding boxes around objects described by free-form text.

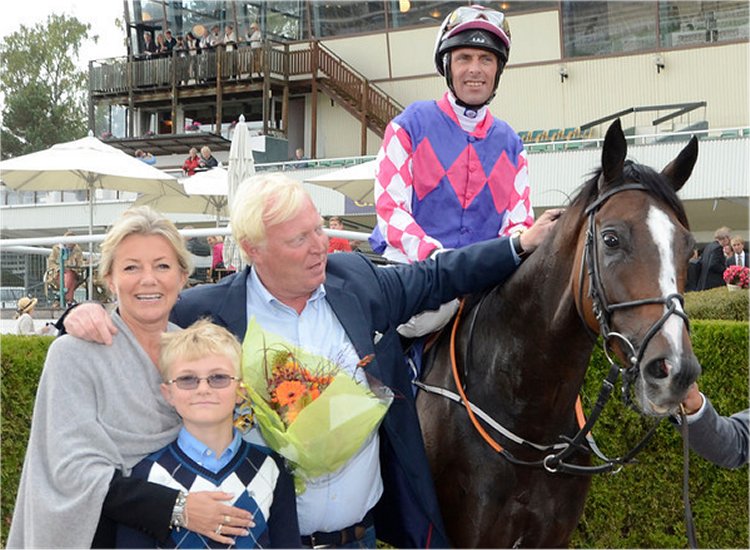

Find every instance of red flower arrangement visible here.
[723,265,749,289]
[267,350,334,426]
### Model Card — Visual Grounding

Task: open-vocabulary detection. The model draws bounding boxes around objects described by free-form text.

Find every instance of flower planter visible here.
[727,283,742,292]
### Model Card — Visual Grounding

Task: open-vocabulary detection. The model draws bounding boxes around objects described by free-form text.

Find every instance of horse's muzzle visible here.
[637,352,701,415]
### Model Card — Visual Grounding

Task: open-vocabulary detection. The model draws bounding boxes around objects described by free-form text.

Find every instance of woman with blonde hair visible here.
[9,206,253,548]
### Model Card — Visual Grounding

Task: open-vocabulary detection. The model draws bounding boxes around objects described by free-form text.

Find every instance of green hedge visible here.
[2,322,748,548]
[684,286,748,321]
[1,335,54,546]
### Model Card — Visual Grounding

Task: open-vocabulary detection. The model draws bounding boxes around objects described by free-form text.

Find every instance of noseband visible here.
[579,182,690,405]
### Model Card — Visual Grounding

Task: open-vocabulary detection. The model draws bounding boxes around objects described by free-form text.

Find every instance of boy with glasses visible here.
[115,320,299,548]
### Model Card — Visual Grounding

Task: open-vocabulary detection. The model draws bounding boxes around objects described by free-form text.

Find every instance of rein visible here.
[418,183,691,475]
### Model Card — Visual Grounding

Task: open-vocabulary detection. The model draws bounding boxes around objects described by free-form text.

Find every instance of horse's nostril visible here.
[645,358,671,380]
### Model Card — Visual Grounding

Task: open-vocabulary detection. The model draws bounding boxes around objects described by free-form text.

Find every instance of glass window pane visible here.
[563,1,656,58]
[311,2,386,38]
[660,1,749,48]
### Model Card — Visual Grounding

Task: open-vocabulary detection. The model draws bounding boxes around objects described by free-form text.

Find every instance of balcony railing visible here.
[90,41,403,136]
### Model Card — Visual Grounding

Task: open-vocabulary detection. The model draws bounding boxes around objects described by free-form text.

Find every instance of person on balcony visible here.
[142,31,156,57]
[182,147,201,176]
[164,29,177,52]
[247,22,262,49]
[155,33,168,57]
[198,146,219,170]
[223,24,237,51]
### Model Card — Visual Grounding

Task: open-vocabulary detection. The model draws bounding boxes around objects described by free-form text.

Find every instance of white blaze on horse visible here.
[417,119,701,548]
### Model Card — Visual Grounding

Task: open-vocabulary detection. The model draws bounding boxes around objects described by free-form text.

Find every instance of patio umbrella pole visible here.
[88,184,94,299]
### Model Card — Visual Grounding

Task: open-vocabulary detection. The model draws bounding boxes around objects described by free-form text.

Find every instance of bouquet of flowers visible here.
[240,318,392,492]
[723,265,749,288]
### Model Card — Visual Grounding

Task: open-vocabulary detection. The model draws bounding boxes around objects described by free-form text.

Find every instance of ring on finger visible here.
[215,523,223,535]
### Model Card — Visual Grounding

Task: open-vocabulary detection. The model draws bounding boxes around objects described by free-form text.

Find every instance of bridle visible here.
[578,181,690,408]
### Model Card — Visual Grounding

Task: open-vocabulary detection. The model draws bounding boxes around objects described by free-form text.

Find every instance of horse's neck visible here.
[461,230,595,438]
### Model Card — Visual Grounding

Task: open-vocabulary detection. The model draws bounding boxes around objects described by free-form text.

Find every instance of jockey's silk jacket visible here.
[370,92,534,263]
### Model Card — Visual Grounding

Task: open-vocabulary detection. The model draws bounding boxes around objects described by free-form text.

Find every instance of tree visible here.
[0,14,96,159]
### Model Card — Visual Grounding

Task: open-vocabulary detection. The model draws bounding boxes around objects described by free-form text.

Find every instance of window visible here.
[563,1,657,58]
[660,1,749,48]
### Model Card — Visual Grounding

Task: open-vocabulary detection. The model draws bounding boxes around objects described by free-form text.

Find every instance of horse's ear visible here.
[661,136,698,192]
[599,119,627,192]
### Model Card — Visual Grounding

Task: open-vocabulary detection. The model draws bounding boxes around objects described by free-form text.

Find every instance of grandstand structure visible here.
[2,1,748,247]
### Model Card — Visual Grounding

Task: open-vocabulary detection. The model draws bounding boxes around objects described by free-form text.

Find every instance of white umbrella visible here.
[223,114,256,270]
[306,159,377,205]
[134,168,229,225]
[0,133,184,296]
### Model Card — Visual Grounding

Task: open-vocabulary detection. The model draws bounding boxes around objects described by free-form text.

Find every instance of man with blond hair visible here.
[62,172,562,548]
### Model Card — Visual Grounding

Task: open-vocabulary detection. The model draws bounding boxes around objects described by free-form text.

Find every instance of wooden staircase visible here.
[311,42,403,138]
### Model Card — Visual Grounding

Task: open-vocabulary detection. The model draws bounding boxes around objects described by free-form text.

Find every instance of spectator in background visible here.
[15,297,39,335]
[142,31,156,57]
[223,24,237,50]
[727,235,750,267]
[247,22,262,49]
[155,33,168,56]
[47,233,85,307]
[186,31,200,55]
[686,247,701,292]
[207,235,225,271]
[135,149,157,165]
[182,147,201,176]
[292,147,309,168]
[678,382,749,469]
[164,29,177,51]
[174,35,186,55]
[207,25,222,48]
[726,235,748,267]
[697,226,731,290]
[247,22,262,77]
[327,216,352,253]
[198,146,219,170]
[183,226,212,258]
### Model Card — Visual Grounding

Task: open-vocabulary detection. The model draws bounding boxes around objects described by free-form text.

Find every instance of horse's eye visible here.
[602,232,619,248]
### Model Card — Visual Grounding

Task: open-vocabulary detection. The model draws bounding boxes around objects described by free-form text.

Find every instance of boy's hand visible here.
[63,303,118,345]
[186,491,255,544]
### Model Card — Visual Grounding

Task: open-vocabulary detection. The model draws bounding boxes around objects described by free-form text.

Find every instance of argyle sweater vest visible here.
[115,440,296,548]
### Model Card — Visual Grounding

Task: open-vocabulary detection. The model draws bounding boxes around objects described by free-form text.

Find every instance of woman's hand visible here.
[185,491,255,544]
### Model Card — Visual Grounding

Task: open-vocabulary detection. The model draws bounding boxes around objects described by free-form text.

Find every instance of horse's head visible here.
[572,119,700,416]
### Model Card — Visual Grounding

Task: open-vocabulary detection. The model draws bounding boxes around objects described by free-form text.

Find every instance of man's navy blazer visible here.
[170,237,519,549]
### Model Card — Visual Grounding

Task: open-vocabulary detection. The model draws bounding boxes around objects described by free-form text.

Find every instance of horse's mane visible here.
[570,159,690,228]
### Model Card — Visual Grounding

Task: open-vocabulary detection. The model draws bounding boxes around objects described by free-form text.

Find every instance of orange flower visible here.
[274,380,306,407]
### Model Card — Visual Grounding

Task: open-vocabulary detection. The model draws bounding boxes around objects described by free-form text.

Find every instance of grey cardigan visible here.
[7,312,181,548]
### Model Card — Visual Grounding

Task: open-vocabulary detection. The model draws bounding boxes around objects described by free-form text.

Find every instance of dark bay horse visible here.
[416,119,701,548]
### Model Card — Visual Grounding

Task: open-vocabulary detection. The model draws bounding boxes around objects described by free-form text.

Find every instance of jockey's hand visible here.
[63,302,118,345]
[520,208,565,254]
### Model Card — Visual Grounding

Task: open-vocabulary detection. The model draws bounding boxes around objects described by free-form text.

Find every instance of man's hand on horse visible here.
[63,302,118,345]
[520,208,564,253]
